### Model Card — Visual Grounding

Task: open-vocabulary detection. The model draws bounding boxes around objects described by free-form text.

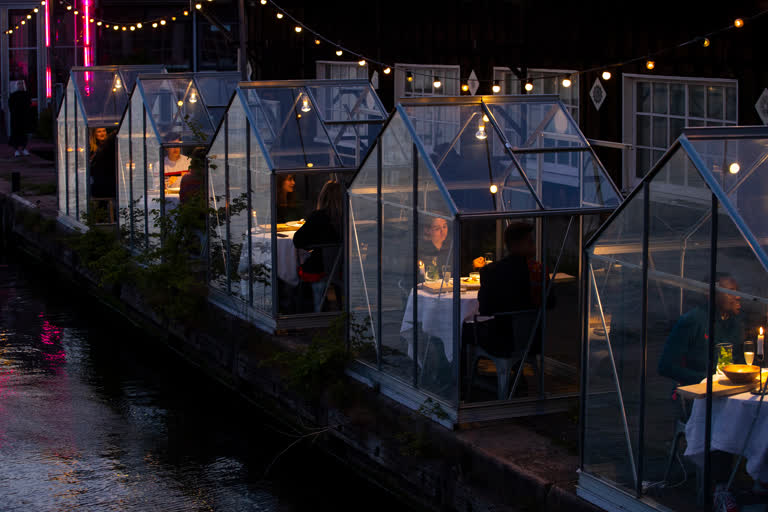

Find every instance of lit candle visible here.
[758,327,764,357]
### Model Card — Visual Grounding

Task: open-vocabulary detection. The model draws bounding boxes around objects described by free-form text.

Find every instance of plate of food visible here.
[285,219,305,228]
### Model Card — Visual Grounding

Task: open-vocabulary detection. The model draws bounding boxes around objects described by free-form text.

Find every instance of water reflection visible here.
[0,258,409,511]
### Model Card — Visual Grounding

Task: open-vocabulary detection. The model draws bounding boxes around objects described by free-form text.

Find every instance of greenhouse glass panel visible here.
[195,72,240,128]
[488,101,585,149]
[140,77,213,144]
[248,130,273,315]
[208,129,229,293]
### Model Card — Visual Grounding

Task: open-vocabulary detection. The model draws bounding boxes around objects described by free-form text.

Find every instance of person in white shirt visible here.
[164,147,191,191]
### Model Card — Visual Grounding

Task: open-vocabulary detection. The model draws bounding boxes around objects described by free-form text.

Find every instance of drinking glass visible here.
[716,343,733,373]
[744,341,755,366]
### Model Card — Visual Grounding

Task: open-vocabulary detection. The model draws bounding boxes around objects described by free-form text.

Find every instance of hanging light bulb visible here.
[314,39,320,45]
[152,22,157,27]
[34,8,39,12]
[115,77,122,89]
[113,25,118,30]
[183,10,189,16]
[482,114,489,123]
[160,20,166,25]
[97,21,102,26]
[358,59,366,66]
[306,162,314,168]
[383,67,391,75]
[137,23,142,28]
[406,72,414,82]
[301,95,311,113]
[189,92,198,103]
[703,37,710,47]
[734,18,744,28]
[524,81,534,92]
[66,5,71,10]
[461,83,469,92]
[562,78,572,88]
[489,184,498,194]
[335,49,343,56]
[646,60,655,70]
[122,26,127,31]
[492,80,501,94]
[475,121,488,140]
[433,76,442,89]
[177,100,183,107]
[276,12,283,19]
[195,3,202,9]
[130,26,135,31]
[105,24,110,28]
[294,26,302,32]
[260,0,266,3]
[20,20,25,25]
[729,162,740,174]
[601,71,611,80]
[90,18,94,23]
[171,16,176,21]
[27,14,32,18]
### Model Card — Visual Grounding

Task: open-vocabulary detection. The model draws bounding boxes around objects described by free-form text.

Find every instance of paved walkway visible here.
[0,140,592,511]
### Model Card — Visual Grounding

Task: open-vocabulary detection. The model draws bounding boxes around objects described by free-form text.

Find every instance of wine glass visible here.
[744,340,756,366]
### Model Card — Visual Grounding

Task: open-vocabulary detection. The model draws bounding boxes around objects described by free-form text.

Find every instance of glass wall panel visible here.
[75,103,87,222]
[227,102,249,299]
[245,129,273,314]
[141,78,213,144]
[145,110,162,249]
[208,129,228,293]
[348,152,378,366]
[117,103,133,243]
[130,94,148,251]
[516,150,584,209]
[582,152,621,208]
[71,70,128,125]
[66,84,76,218]
[57,106,67,216]
[489,102,585,150]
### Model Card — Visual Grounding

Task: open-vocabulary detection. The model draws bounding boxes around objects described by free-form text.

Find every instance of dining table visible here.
[400,284,480,363]
[238,226,308,296]
[684,374,768,481]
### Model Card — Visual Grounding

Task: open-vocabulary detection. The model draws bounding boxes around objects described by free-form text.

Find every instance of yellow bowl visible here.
[722,364,760,384]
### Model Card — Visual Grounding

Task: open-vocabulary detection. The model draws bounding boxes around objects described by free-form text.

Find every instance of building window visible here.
[394,64,460,99]
[494,68,579,123]
[316,61,368,80]
[623,74,738,187]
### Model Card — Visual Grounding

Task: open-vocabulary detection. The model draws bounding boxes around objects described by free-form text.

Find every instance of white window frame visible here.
[493,67,579,124]
[622,73,738,190]
[394,63,460,100]
[315,60,368,80]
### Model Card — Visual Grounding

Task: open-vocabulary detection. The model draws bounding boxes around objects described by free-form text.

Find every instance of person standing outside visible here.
[8,80,31,157]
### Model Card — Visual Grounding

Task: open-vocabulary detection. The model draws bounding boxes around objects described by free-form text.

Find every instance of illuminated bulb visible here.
[90,18,94,23]
[137,23,142,28]
[177,100,183,107]
[7,30,11,34]
[703,37,710,47]
[160,20,166,25]
[296,114,302,119]
[130,26,135,31]
[461,83,469,92]
[195,3,202,8]
[307,163,314,168]
[314,39,320,45]
[490,184,498,194]
[301,97,311,113]
[122,26,127,31]
[482,114,489,123]
[492,81,501,94]
[335,49,343,56]
[20,20,25,25]
[562,78,572,88]
[189,92,198,103]
[260,0,266,3]
[433,76,442,89]
[729,162,740,174]
[105,24,109,28]
[97,21,102,26]
[183,10,189,16]
[646,60,655,70]
[294,26,302,32]
[276,12,283,19]
[152,22,157,27]
[602,71,612,80]
[41,1,45,4]
[475,122,488,140]
[734,18,744,28]
[406,72,414,82]
[115,78,122,89]
[358,59,366,66]
[72,11,76,15]
[171,16,176,21]
[66,5,71,10]
[524,81,533,92]
[113,25,118,30]
[34,8,39,12]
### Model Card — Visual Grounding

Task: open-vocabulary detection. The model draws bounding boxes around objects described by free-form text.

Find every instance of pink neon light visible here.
[46,67,52,98]
[44,0,50,47]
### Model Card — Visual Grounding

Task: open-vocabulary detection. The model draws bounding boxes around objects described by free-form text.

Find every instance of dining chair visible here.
[464,309,539,401]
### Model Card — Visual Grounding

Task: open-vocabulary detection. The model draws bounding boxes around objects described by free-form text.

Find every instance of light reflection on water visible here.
[0,260,404,511]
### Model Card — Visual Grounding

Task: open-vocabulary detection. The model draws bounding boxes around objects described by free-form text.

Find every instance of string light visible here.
[160,19,166,25]
[276,12,283,19]
[601,71,612,80]
[195,3,202,9]
[358,59,366,66]
[183,10,189,16]
[33,8,38,12]
[96,21,101,26]
[461,83,469,92]
[646,60,655,70]
[729,162,741,174]
[335,49,343,56]
[562,78,572,88]
[406,72,414,82]
[152,22,157,27]
[66,5,71,10]
[130,25,135,31]
[294,26,302,32]
[734,18,744,28]
[383,67,391,74]
[489,184,498,194]
[524,80,533,92]
[171,16,176,21]
[136,23,142,28]
[314,39,320,45]
[433,76,442,88]
[703,37,711,47]
[260,0,267,3]
[492,80,501,93]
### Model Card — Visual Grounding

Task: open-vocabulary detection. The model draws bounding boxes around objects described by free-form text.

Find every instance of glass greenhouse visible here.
[205,79,387,331]
[117,72,238,252]
[346,95,621,426]
[57,65,164,228]
[580,127,768,511]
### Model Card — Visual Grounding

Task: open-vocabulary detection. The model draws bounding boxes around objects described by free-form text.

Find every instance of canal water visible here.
[0,253,410,511]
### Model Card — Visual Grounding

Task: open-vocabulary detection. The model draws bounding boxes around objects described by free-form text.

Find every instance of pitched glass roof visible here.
[361,95,621,216]
[237,79,387,170]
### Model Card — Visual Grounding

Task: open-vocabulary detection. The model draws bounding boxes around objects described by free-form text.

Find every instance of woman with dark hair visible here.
[276,173,301,223]
[89,127,117,221]
[293,180,343,312]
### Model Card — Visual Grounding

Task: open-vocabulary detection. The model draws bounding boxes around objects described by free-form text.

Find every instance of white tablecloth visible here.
[400,287,479,363]
[238,228,306,289]
[685,376,768,481]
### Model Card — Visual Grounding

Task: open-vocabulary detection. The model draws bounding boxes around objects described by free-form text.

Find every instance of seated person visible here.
[276,173,302,223]
[293,181,343,312]
[419,217,451,282]
[89,127,117,221]
[164,146,191,192]
[658,275,744,386]
[179,149,205,206]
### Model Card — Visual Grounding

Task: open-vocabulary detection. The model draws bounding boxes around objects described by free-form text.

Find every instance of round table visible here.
[685,376,768,481]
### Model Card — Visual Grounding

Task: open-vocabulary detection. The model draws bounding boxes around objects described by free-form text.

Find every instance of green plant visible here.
[418,397,449,421]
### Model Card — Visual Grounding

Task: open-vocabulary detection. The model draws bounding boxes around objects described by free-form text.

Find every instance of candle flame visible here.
[761,327,764,336]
